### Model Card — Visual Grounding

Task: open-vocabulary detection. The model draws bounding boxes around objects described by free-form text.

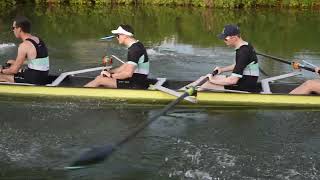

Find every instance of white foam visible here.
[186,149,201,165]
[185,169,212,180]
[146,48,164,56]
[216,152,236,167]
[0,43,15,49]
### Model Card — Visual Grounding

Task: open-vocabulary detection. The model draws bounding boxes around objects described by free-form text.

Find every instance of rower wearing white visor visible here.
[85,24,150,89]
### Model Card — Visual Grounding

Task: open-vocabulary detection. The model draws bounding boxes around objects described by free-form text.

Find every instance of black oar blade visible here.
[69,144,114,167]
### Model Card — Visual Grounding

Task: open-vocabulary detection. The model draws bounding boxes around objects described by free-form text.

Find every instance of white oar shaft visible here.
[100,35,114,40]
[111,55,126,64]
[48,66,110,86]
[302,60,317,68]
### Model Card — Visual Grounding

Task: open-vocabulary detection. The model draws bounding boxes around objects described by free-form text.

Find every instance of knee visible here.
[304,80,315,88]
[91,76,103,83]
[301,80,320,91]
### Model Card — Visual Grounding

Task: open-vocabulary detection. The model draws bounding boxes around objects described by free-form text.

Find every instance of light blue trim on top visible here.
[27,56,50,71]
[231,73,243,78]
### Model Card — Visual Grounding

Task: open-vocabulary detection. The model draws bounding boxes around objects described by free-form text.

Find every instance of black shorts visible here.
[116,78,149,89]
[225,84,259,93]
[14,69,49,85]
[225,75,259,93]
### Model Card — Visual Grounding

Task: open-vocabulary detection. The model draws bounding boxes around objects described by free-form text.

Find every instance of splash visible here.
[0,43,15,49]
[185,169,212,180]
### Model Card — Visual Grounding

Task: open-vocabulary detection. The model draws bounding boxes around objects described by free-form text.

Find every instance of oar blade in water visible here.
[69,144,114,167]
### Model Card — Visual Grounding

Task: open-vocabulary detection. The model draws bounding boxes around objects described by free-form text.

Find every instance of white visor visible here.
[111,26,133,37]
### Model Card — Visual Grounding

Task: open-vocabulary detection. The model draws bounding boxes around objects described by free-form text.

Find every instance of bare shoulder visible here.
[18,41,30,50]
[18,40,33,53]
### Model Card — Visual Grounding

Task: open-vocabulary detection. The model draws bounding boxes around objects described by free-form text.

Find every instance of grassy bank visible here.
[1,0,320,9]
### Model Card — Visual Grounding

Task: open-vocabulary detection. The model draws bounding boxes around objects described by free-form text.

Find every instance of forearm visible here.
[209,75,239,86]
[220,64,235,73]
[109,65,125,73]
[111,71,132,79]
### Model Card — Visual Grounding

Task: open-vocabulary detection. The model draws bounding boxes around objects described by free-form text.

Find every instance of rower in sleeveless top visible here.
[0,16,50,85]
[85,24,150,89]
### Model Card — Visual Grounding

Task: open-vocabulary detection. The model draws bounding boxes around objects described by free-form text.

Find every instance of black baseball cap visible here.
[217,24,240,39]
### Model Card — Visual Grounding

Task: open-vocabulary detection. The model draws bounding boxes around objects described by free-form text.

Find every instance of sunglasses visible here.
[224,36,232,41]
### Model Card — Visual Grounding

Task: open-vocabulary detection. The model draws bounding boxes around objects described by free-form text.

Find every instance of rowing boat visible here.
[0,66,318,109]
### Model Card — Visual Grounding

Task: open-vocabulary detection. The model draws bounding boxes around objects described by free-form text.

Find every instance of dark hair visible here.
[120,24,134,35]
[14,16,31,33]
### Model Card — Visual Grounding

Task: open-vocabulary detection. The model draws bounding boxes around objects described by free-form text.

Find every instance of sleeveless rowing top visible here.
[26,38,50,71]
[127,41,149,78]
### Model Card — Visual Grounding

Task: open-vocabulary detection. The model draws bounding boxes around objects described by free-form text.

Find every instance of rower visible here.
[85,24,149,89]
[182,24,259,93]
[290,67,320,94]
[0,16,50,85]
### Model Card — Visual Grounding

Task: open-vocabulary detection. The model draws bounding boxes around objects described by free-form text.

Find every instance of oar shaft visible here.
[68,85,197,168]
[257,52,316,73]
[302,60,317,68]
[256,52,291,65]
[116,92,190,148]
[68,67,218,168]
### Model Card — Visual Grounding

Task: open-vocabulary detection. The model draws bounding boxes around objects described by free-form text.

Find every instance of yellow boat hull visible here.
[0,85,318,109]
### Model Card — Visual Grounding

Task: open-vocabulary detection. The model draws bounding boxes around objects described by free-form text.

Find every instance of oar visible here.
[302,60,317,68]
[100,35,115,41]
[66,85,200,169]
[257,52,316,72]
[66,70,218,169]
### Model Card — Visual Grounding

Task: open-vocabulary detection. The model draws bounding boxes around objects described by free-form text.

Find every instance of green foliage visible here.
[3,0,318,9]
[1,4,319,63]
[0,0,16,8]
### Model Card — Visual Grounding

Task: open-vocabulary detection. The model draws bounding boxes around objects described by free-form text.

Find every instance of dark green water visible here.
[0,4,320,179]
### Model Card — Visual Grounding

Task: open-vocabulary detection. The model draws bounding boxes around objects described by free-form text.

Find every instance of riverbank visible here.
[1,0,320,9]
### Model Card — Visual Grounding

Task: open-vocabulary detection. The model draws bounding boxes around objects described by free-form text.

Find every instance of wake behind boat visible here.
[0,65,319,109]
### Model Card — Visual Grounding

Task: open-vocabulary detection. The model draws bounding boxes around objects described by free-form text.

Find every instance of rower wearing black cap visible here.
[183,24,260,92]
[85,24,149,89]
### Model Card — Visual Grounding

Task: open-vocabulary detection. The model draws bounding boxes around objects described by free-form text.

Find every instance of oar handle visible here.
[196,69,219,87]
[212,69,219,76]
[2,63,11,69]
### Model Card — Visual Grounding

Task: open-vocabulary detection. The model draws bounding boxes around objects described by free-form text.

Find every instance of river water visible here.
[0,4,320,179]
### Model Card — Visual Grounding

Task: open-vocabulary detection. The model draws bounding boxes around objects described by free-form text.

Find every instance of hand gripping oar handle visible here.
[256,52,316,73]
[1,63,11,69]
[66,83,200,169]
[195,69,219,87]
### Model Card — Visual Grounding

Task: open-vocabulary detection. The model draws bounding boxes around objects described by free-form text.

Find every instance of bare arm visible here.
[2,43,27,74]
[208,74,239,86]
[218,64,235,73]
[109,64,126,73]
[101,63,136,79]
[112,63,135,79]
